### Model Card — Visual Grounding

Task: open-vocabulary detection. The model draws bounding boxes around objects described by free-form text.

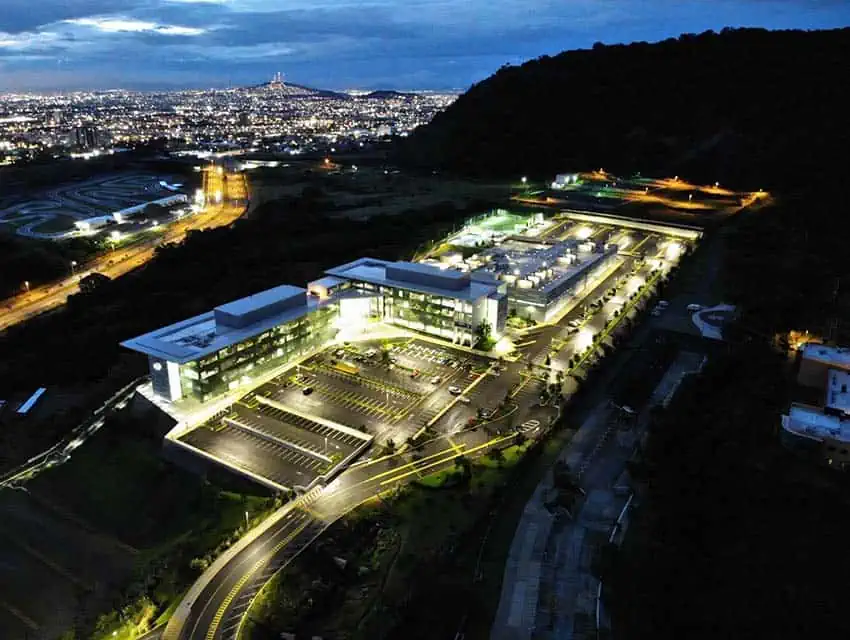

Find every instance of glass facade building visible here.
[123,258,507,405]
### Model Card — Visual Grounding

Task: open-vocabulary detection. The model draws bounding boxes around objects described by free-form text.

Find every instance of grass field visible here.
[26,411,277,639]
[30,214,77,233]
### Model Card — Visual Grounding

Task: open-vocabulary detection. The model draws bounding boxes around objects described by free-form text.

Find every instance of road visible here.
[174,360,557,640]
[0,174,247,333]
[169,237,676,640]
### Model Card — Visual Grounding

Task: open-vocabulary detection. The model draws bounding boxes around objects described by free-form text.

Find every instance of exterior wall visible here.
[149,356,181,401]
[798,358,832,388]
[508,250,619,323]
[178,304,338,402]
[348,280,477,345]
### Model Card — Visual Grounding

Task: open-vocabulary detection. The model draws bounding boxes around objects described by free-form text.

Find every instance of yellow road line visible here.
[206,519,310,640]
[510,375,532,398]
[379,434,515,485]
[447,437,464,455]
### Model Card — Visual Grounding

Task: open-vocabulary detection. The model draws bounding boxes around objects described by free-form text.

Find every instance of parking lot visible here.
[177,338,497,490]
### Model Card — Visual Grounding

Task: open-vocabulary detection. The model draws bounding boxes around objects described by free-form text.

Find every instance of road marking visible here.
[206,518,311,640]
[379,434,516,485]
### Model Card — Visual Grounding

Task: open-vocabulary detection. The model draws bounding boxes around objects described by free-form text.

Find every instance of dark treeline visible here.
[0,197,496,393]
[398,27,850,190]
[613,340,850,638]
[0,235,102,299]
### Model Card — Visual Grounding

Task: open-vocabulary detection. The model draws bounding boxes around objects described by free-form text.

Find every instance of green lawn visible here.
[29,411,277,638]
[31,214,77,233]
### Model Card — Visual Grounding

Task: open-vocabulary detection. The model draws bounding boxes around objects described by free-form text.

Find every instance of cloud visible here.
[1,0,849,91]
[68,16,206,36]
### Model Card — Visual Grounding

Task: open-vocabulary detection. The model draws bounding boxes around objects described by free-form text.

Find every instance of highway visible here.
[168,235,679,640]
[0,171,247,333]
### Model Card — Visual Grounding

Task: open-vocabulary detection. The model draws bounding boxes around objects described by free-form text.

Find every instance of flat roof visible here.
[326,257,500,302]
[784,403,850,443]
[802,344,850,370]
[122,287,320,364]
[215,284,304,320]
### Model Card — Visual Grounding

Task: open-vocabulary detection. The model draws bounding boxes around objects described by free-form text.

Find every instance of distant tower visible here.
[269,72,285,89]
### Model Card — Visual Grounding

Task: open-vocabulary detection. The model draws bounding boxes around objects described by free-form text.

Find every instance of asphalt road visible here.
[176,358,558,640]
[170,228,681,640]
[0,176,247,332]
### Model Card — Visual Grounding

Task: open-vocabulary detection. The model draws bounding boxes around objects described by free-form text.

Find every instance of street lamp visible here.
[244,510,249,529]
[521,176,527,185]
[23,280,30,292]
[70,260,77,277]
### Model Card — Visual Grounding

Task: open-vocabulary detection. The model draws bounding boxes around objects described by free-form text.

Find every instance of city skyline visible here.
[0,0,848,92]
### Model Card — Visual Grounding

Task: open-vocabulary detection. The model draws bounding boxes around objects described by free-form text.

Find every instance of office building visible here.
[782,344,850,468]
[322,258,507,345]
[123,259,507,405]
[122,285,337,403]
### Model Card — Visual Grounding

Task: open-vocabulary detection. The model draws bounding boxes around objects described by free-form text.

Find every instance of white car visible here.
[448,386,463,395]
[568,319,582,328]
[687,303,703,312]
[457,396,471,404]
[430,376,442,384]
[657,300,669,308]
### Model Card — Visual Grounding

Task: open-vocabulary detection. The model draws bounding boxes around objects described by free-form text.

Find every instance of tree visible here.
[78,272,110,294]
[475,320,492,344]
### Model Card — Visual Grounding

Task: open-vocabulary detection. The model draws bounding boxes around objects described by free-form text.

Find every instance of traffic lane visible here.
[185,510,314,640]
[215,518,328,640]
[0,204,244,331]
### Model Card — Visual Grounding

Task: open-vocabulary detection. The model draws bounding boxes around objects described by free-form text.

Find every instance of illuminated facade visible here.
[123,259,507,405]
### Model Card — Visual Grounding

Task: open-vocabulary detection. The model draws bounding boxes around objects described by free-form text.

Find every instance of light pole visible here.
[70,260,77,277]
[324,436,328,455]
[244,510,249,529]
[23,280,30,293]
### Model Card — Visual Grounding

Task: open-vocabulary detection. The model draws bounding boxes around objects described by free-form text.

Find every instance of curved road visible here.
[173,359,557,640]
[172,228,677,640]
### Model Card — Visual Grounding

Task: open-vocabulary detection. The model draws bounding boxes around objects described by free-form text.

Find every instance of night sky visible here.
[1,0,848,92]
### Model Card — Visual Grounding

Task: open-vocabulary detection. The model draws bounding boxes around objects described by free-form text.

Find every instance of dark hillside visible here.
[400,28,850,189]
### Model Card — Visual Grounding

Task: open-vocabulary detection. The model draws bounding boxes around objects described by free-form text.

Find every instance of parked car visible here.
[430,376,442,384]
[457,395,471,404]
[448,386,463,395]
[687,303,703,312]
[657,300,669,308]
[651,308,661,316]
[302,387,314,396]
[410,369,421,378]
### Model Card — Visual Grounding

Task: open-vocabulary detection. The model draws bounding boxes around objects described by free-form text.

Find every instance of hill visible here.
[247,80,348,99]
[360,90,416,100]
[400,27,850,189]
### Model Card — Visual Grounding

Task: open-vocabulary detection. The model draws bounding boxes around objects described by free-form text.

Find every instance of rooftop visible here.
[783,403,850,443]
[326,257,500,302]
[122,285,318,364]
[801,344,850,370]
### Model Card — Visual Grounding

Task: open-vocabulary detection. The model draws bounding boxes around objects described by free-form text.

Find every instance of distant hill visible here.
[360,90,416,100]
[247,80,349,100]
[399,28,850,189]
